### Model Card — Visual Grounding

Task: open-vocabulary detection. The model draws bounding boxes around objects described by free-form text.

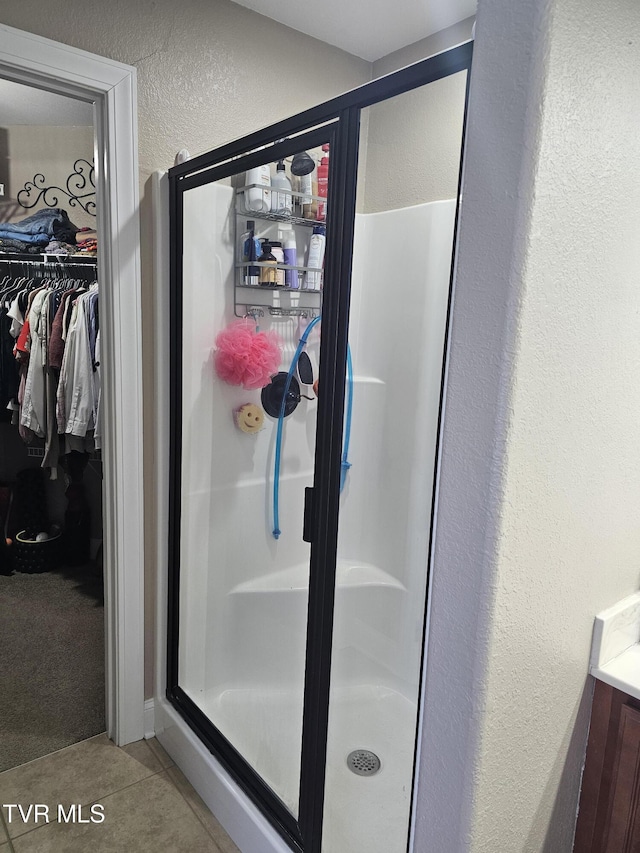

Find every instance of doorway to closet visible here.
[0,23,145,753]
[0,78,104,771]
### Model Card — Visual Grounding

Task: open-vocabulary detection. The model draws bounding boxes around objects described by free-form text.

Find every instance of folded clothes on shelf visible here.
[75,238,97,255]
[42,240,72,256]
[0,231,49,246]
[0,237,43,254]
[0,208,81,244]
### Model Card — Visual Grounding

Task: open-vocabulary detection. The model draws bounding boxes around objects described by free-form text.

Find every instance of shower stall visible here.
[158,42,472,853]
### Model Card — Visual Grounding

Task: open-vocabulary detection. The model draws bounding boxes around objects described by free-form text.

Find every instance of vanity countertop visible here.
[590,591,640,701]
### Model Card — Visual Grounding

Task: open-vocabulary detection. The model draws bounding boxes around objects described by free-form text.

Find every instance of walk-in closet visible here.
[0,80,104,771]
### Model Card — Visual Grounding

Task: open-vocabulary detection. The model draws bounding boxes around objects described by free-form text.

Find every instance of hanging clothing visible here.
[7,295,25,339]
[0,253,99,476]
[0,304,20,412]
[49,289,78,370]
[57,287,100,439]
[20,288,49,438]
[94,330,102,451]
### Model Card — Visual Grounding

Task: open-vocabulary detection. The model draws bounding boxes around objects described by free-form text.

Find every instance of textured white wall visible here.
[471,0,640,849]
[372,16,474,78]
[3,125,95,229]
[0,1,371,184]
[415,0,640,850]
[362,72,467,212]
[363,18,473,212]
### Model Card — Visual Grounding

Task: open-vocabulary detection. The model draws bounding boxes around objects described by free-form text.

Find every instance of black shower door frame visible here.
[167,40,473,853]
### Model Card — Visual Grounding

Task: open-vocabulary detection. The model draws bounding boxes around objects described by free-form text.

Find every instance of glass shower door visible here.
[168,128,338,840]
[322,71,469,853]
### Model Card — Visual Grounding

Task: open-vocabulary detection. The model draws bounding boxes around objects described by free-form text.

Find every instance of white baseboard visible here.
[143,699,155,739]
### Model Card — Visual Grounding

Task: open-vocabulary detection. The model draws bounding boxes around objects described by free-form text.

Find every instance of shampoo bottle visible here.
[270,160,292,217]
[279,224,299,289]
[305,225,326,291]
[244,164,271,213]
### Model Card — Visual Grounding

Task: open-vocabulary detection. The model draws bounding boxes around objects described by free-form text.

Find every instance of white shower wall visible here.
[177,182,455,820]
[335,199,456,697]
[322,200,456,853]
[179,182,316,698]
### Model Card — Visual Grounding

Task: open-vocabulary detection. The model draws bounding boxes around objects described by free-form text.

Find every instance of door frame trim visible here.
[0,23,145,745]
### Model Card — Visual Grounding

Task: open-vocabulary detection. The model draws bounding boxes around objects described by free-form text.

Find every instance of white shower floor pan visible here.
[199,682,416,853]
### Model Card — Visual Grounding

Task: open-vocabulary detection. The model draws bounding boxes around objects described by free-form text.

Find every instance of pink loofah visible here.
[214,321,282,390]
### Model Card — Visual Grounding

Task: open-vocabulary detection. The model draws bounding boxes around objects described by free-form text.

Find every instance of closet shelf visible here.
[0,252,97,265]
[26,445,101,462]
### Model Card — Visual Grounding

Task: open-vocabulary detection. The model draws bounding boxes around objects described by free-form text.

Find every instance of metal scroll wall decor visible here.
[17,158,96,217]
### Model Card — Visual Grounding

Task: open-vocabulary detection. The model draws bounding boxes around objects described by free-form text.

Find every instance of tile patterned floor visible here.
[0,734,241,852]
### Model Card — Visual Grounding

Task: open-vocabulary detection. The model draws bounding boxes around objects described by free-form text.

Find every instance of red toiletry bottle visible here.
[317,144,329,221]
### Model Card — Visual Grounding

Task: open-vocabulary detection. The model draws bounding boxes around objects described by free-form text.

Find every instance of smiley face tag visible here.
[235,403,264,434]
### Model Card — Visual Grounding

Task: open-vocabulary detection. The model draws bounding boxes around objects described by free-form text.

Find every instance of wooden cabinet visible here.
[575,680,640,852]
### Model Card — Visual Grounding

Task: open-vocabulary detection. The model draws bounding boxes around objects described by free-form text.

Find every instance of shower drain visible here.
[346,749,381,776]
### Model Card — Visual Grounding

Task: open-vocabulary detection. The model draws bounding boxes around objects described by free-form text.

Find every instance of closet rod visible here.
[0,251,96,264]
[0,258,97,268]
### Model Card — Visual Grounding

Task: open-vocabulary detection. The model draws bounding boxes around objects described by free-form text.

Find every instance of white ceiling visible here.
[0,78,93,126]
[230,0,477,62]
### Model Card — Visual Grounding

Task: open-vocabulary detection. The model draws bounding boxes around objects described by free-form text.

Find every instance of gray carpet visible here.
[0,563,105,772]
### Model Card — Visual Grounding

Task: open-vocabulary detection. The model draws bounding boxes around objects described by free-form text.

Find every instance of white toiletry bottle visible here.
[305,225,326,291]
[270,240,286,287]
[298,170,313,218]
[244,164,271,213]
[270,160,292,217]
[280,224,299,289]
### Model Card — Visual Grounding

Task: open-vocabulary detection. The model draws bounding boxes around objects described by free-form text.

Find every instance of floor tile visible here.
[120,738,164,773]
[144,736,174,769]
[167,765,241,853]
[11,771,221,852]
[0,734,161,839]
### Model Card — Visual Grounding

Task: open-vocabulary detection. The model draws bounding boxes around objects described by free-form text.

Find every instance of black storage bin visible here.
[12,530,62,574]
